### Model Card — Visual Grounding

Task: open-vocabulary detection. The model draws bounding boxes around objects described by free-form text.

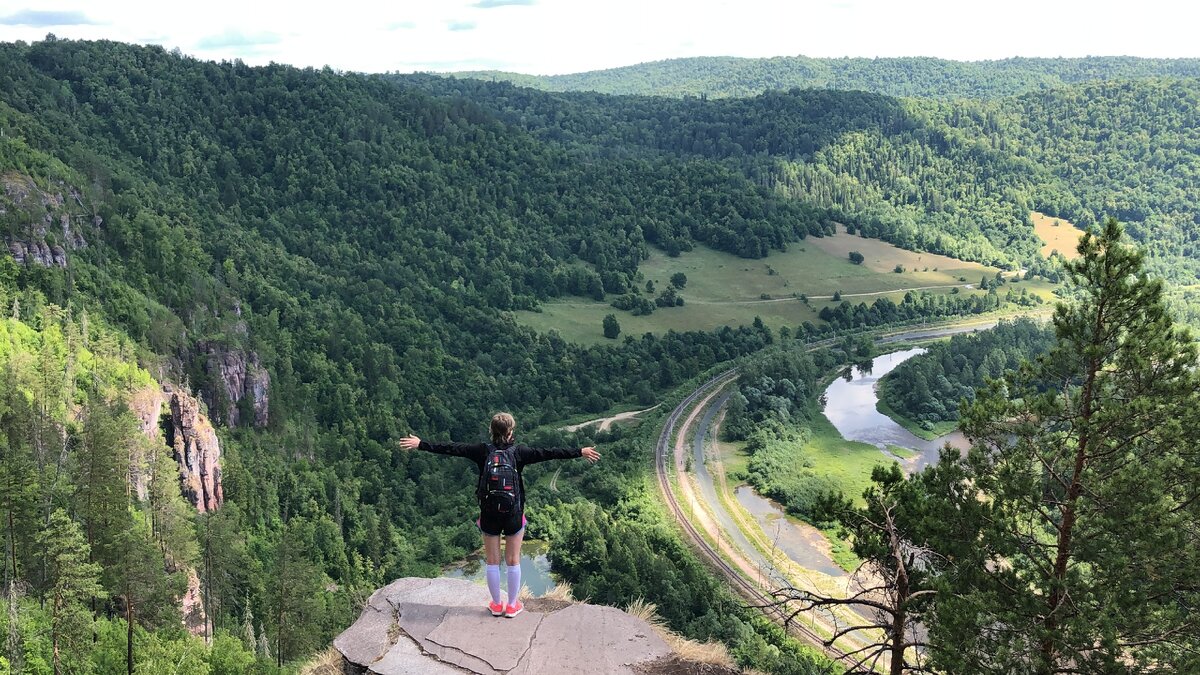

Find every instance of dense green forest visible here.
[453,55,1200,99]
[3,36,1200,672]
[876,318,1055,429]
[404,74,1200,283]
[0,38,829,672]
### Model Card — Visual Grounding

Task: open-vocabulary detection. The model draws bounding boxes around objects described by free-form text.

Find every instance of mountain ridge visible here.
[448,54,1200,99]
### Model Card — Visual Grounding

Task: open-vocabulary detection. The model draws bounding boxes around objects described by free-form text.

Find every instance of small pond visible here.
[441,539,557,597]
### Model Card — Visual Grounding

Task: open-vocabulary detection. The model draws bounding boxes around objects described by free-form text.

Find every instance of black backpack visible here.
[478,444,521,515]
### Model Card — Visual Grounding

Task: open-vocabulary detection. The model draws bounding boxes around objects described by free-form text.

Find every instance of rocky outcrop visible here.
[334,578,738,675]
[2,172,94,269]
[181,568,208,637]
[128,385,170,501]
[127,385,216,637]
[201,341,270,429]
[166,388,224,513]
[8,240,68,267]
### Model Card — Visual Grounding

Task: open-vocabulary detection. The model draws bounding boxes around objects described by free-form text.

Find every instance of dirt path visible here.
[682,283,971,305]
[561,404,660,432]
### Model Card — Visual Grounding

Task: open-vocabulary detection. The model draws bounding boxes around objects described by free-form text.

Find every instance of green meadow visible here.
[514,231,1039,344]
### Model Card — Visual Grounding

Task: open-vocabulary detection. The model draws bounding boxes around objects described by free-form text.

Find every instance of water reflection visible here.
[735,486,845,578]
[442,539,557,597]
[821,348,969,471]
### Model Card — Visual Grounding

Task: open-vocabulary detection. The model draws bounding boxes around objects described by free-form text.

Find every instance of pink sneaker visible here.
[488,601,505,617]
[504,600,524,618]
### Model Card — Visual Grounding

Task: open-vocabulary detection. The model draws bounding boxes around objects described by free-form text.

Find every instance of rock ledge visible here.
[334,577,738,674]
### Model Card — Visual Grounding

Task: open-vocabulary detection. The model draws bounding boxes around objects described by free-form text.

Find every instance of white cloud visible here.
[0,0,1194,75]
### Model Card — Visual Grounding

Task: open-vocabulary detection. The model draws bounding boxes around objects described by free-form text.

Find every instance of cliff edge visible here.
[333,577,741,675]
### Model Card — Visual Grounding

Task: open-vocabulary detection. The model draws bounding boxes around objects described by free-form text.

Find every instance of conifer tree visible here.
[75,399,136,570]
[110,524,184,675]
[147,436,199,570]
[242,597,256,652]
[930,218,1200,672]
[768,463,952,674]
[269,517,323,666]
[39,509,103,675]
[0,377,38,595]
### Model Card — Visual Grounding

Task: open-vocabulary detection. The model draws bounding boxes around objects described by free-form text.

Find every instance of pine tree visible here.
[198,503,252,640]
[768,464,939,674]
[269,517,323,666]
[110,523,185,675]
[242,597,256,652]
[930,218,1200,672]
[0,375,38,595]
[5,578,24,673]
[39,509,103,675]
[75,399,135,571]
[147,436,198,570]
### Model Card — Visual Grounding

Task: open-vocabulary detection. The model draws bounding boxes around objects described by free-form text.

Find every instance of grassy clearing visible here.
[1032,211,1086,260]
[719,438,753,480]
[515,233,1007,344]
[556,401,653,429]
[809,224,998,278]
[802,413,899,506]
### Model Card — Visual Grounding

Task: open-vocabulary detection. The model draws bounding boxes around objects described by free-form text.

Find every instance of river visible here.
[821,348,969,471]
[732,347,968,579]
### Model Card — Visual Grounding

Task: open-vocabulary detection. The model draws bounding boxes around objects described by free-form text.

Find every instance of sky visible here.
[0,0,1196,76]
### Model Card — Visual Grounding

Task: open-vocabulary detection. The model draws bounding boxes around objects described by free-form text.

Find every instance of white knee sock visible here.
[506,564,521,605]
[485,564,502,604]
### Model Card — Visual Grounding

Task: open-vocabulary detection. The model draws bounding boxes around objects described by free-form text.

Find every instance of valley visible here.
[1,35,1198,675]
[515,229,1048,343]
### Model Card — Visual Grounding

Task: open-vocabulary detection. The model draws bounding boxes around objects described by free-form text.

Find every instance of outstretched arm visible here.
[398,435,488,461]
[518,445,601,465]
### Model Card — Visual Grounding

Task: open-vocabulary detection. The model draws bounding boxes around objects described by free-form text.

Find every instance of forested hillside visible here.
[877,318,1055,431]
[453,55,1200,99]
[3,36,1200,672]
[0,38,820,671]
[406,75,1200,284]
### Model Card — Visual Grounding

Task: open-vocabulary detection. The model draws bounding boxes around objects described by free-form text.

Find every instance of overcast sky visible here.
[0,1,1195,75]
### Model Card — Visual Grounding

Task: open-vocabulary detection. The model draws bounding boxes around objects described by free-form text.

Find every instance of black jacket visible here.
[417,440,582,510]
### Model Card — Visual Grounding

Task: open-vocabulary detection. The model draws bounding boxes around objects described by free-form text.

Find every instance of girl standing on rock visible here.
[398,412,600,618]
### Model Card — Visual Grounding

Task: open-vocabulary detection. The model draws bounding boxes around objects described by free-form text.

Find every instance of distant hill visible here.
[451,55,1200,99]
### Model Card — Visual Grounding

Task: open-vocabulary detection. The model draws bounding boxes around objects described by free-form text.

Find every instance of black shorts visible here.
[476,510,526,537]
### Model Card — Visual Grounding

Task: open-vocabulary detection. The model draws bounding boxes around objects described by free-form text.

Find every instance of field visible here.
[1032,211,1086,259]
[515,230,1009,343]
[802,412,898,505]
[808,224,996,277]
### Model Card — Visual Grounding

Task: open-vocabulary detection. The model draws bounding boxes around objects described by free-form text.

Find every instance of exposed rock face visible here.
[166,389,224,513]
[127,385,217,638]
[201,342,270,429]
[335,577,680,675]
[127,385,170,501]
[8,240,68,267]
[181,568,208,637]
[2,172,93,269]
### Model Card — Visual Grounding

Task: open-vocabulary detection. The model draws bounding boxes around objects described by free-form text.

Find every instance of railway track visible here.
[652,320,1021,666]
[653,366,855,663]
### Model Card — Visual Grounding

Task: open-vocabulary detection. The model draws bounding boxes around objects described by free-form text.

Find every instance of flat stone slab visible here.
[369,636,465,675]
[428,609,544,672]
[336,578,674,675]
[510,604,671,675]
